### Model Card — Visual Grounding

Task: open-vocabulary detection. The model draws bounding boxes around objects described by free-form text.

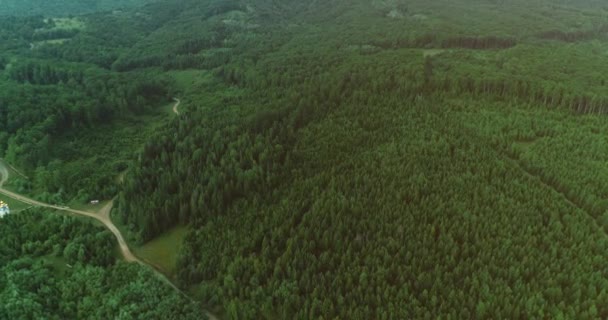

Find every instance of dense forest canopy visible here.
[0,0,154,17]
[0,210,206,319]
[5,0,608,319]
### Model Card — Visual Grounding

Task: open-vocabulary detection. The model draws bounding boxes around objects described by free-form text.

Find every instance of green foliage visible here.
[109,0,608,318]
[0,0,153,17]
[7,0,608,318]
[0,210,207,319]
[0,67,172,201]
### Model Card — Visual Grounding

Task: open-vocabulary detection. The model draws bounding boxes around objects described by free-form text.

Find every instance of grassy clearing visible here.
[159,101,177,115]
[169,69,213,93]
[34,39,70,46]
[40,254,71,279]
[134,225,188,277]
[512,139,540,153]
[1,197,31,212]
[1,158,27,180]
[45,17,86,30]
[68,200,110,213]
[422,48,447,57]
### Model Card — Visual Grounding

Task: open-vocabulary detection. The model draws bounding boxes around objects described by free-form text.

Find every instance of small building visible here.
[0,201,9,218]
[90,200,99,205]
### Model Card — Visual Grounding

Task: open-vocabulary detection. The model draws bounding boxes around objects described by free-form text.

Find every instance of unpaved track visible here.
[0,101,218,319]
[172,98,181,115]
[0,97,183,262]
[0,168,138,262]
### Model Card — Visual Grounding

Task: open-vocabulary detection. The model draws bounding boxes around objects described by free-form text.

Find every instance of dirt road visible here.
[172,98,181,115]
[0,116,219,319]
[0,165,138,262]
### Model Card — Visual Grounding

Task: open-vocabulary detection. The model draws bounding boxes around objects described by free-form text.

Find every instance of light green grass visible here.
[159,101,177,116]
[40,254,70,279]
[68,200,110,213]
[169,69,213,93]
[422,48,447,57]
[34,39,70,46]
[1,196,30,212]
[134,225,189,276]
[45,17,86,30]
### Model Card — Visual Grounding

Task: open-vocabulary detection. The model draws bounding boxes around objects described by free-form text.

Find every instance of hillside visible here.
[116,0,608,318]
[4,0,608,319]
[0,0,153,17]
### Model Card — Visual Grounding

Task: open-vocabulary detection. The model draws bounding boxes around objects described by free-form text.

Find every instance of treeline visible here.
[369,34,517,50]
[0,0,152,17]
[8,60,85,85]
[422,72,608,115]
[32,28,80,42]
[539,24,608,43]
[0,210,207,319]
[161,51,232,71]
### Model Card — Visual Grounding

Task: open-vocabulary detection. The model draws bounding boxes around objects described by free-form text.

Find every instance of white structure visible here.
[0,201,9,218]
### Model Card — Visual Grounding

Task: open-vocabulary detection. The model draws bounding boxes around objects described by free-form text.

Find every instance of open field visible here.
[134,225,189,277]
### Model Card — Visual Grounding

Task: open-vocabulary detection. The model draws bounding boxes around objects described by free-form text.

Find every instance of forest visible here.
[5,0,608,319]
[0,0,153,17]
[0,210,206,319]
[114,0,608,318]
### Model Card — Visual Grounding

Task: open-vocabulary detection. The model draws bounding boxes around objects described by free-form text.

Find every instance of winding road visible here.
[172,97,181,115]
[0,163,138,262]
[0,99,218,320]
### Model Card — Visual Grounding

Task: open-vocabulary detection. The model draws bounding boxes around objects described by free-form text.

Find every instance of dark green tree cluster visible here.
[8,60,85,85]
[370,35,517,50]
[0,210,207,319]
[0,15,45,50]
[0,0,153,17]
[110,0,244,72]
[538,24,608,42]
[31,28,80,42]
[0,209,114,266]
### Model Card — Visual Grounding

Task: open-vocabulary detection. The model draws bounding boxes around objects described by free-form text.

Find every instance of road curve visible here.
[0,99,219,319]
[172,98,181,115]
[0,98,182,262]
[0,171,138,262]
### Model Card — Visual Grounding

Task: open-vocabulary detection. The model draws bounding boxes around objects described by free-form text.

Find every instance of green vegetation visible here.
[111,0,608,318]
[0,0,153,17]
[135,226,189,277]
[0,210,207,319]
[1,197,30,213]
[7,0,608,318]
[0,11,176,204]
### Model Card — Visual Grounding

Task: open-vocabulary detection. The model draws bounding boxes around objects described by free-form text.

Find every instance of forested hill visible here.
[6,0,608,318]
[110,0,608,318]
[0,0,153,16]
